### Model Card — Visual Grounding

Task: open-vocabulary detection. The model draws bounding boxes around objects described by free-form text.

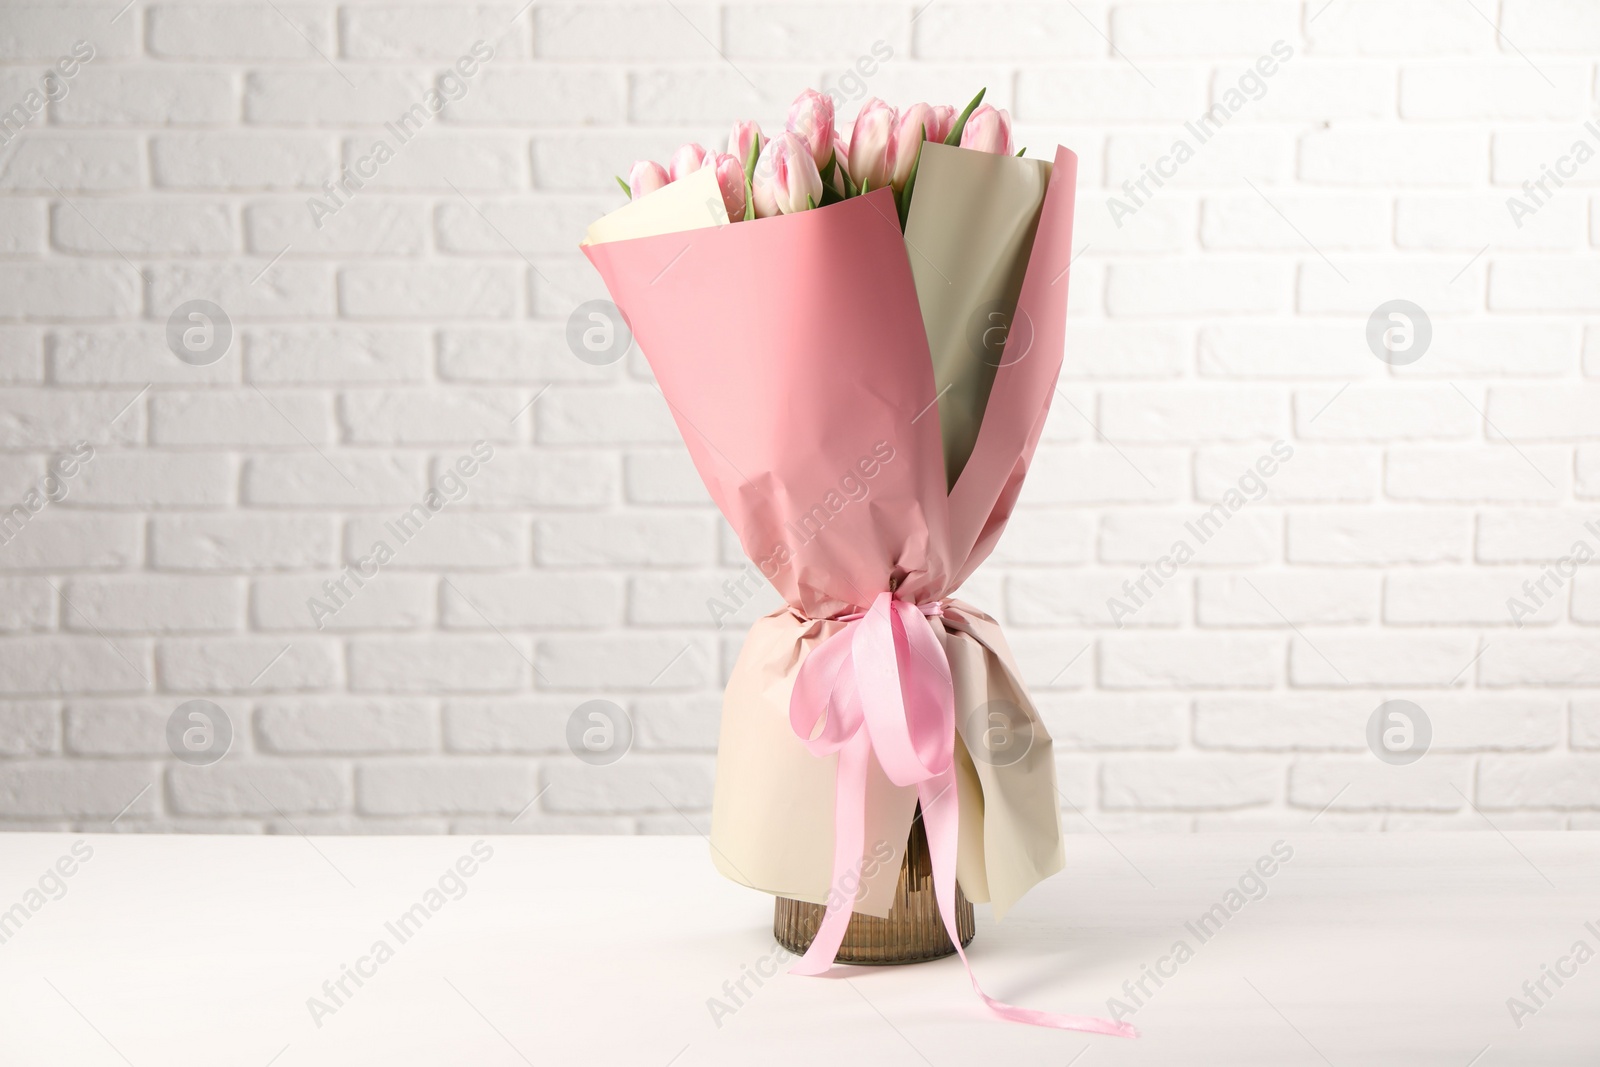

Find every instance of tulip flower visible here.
[959,105,1014,155]
[668,142,712,182]
[847,98,896,193]
[728,120,764,172]
[785,88,836,172]
[712,152,748,221]
[826,133,852,196]
[889,103,936,189]
[626,160,669,200]
[751,132,823,218]
[927,104,956,145]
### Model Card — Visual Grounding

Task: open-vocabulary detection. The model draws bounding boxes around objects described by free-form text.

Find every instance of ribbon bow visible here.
[787,591,1137,1039]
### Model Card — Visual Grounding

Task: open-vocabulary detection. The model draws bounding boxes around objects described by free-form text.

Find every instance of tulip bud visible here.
[959,105,1014,155]
[728,120,764,170]
[847,98,896,193]
[668,142,712,182]
[785,88,836,172]
[826,133,852,196]
[712,152,747,222]
[889,103,935,189]
[927,104,957,146]
[626,160,669,200]
[751,132,823,218]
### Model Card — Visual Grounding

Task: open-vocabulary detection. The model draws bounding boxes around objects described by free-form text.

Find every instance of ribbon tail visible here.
[790,727,871,976]
[917,772,1139,1039]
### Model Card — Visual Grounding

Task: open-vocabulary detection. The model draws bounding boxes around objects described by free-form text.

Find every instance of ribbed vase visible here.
[773,814,975,964]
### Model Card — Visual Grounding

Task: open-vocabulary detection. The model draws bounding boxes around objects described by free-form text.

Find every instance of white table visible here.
[0,832,1595,1066]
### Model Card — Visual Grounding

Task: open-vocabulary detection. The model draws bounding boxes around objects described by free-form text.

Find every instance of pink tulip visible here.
[751,132,822,218]
[668,142,712,182]
[847,97,896,193]
[889,103,936,189]
[928,104,957,145]
[728,120,764,168]
[712,152,747,221]
[627,160,669,200]
[959,105,1014,155]
[785,88,836,172]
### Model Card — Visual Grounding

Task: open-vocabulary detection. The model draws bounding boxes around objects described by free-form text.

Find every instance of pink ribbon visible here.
[787,591,1137,1039]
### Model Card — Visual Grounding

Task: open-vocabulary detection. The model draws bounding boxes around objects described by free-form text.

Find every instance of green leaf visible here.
[896,129,926,229]
[743,175,755,221]
[615,175,631,198]
[943,87,986,147]
[744,137,760,183]
[807,194,816,210]
[1016,147,1026,157]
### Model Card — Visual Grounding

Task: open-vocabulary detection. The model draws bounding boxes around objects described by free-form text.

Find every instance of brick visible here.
[348,637,529,692]
[1034,695,1183,750]
[534,513,715,566]
[152,390,334,447]
[256,699,435,753]
[244,326,429,383]
[151,514,337,571]
[245,200,427,256]
[51,326,237,385]
[1201,193,1390,250]
[1060,323,1188,379]
[339,6,531,60]
[0,761,158,817]
[0,514,141,570]
[62,575,242,633]
[159,639,339,692]
[914,3,1104,59]
[151,134,336,190]
[0,577,53,631]
[532,132,707,191]
[1386,447,1568,504]
[1113,2,1300,54]
[1477,511,1600,563]
[146,262,335,319]
[53,68,236,125]
[72,453,235,507]
[168,761,349,816]
[1401,63,1590,120]
[454,451,614,508]
[1198,323,1383,379]
[1500,0,1600,51]
[1480,637,1600,686]
[988,509,1093,565]
[340,133,525,191]
[1100,634,1282,689]
[1491,260,1600,312]
[1298,260,1482,315]
[1215,61,1393,120]
[339,264,520,319]
[1198,444,1375,503]
[1107,262,1289,316]
[436,324,617,384]
[357,759,534,814]
[1396,193,1584,251]
[1288,511,1471,565]
[1102,757,1279,809]
[1099,386,1285,442]
[0,7,137,59]
[341,389,521,445]
[1198,572,1377,626]
[1394,320,1578,378]
[1479,757,1600,809]
[0,135,142,192]
[1019,66,1205,122]
[64,698,221,756]
[0,702,58,756]
[1098,510,1278,566]
[0,637,151,694]
[1198,694,1559,751]
[0,264,140,320]
[629,66,835,125]
[540,754,714,813]
[1299,128,1485,186]
[243,69,429,125]
[242,453,426,507]
[534,387,678,445]
[1289,633,1478,687]
[1106,129,1292,188]
[251,572,434,631]
[535,635,713,689]
[0,388,142,447]
[343,513,527,570]
[1295,384,1478,441]
[147,4,334,60]
[1288,758,1470,813]
[0,204,45,257]
[1008,571,1187,628]
[628,570,782,628]
[1491,129,1600,188]
[441,573,621,629]
[434,196,615,256]
[443,698,570,753]
[1305,0,1492,55]
[1488,385,1600,440]
[438,67,624,125]
[1385,570,1563,626]
[622,450,710,506]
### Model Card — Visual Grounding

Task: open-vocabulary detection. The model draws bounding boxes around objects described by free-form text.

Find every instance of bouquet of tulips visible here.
[583,89,1130,1038]
[618,89,1015,227]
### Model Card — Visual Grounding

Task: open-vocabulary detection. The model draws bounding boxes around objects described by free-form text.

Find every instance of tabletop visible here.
[0,830,1595,1066]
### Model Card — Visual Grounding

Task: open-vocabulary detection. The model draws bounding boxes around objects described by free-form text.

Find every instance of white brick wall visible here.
[0,0,1597,835]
